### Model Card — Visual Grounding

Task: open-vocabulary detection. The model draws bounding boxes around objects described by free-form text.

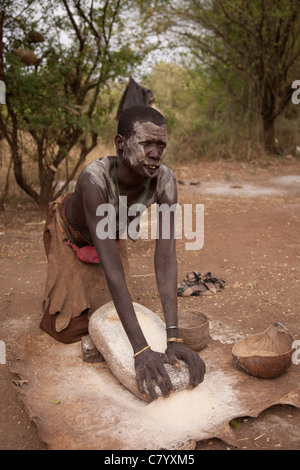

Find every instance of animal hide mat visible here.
[10,333,300,450]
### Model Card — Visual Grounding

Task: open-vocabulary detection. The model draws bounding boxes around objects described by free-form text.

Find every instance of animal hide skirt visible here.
[40,194,131,344]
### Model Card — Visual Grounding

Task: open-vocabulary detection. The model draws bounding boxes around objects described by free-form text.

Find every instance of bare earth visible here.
[0,158,300,450]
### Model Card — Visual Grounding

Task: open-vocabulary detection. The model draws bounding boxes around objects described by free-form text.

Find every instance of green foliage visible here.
[1,0,300,210]
[0,0,158,207]
[166,0,300,154]
[144,54,300,162]
[144,62,240,160]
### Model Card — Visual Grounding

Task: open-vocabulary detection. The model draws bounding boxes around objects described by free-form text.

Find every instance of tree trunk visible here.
[38,171,55,212]
[12,150,39,203]
[0,154,12,210]
[262,117,276,155]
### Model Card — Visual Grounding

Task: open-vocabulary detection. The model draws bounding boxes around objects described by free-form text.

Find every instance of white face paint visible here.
[122,121,168,178]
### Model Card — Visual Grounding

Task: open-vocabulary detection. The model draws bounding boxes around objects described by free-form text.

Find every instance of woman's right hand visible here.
[134,348,174,400]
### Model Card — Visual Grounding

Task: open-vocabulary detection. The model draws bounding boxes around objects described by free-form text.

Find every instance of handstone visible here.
[88,301,190,402]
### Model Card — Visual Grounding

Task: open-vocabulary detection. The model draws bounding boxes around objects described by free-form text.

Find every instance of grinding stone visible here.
[88,301,190,402]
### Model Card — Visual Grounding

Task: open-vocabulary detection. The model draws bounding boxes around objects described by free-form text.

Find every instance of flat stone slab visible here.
[81,335,105,363]
[88,301,190,402]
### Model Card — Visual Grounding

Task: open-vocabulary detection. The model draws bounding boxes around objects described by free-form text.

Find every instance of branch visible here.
[106,0,121,46]
[54,131,98,198]
[54,126,83,167]
[101,0,110,47]
[62,0,85,50]
[177,7,254,64]
[218,1,258,43]
[75,0,101,41]
[276,6,298,61]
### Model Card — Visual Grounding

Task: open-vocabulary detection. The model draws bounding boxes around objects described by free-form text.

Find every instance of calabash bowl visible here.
[232,322,295,378]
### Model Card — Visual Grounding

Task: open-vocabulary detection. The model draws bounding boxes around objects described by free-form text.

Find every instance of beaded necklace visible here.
[114,159,150,210]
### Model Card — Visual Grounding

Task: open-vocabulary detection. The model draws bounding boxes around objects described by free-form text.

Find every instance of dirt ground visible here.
[0,157,300,450]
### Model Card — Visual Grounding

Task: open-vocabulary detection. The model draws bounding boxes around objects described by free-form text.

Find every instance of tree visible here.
[168,0,300,154]
[0,0,160,209]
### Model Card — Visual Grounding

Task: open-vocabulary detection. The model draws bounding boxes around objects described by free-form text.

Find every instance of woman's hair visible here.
[117,105,166,138]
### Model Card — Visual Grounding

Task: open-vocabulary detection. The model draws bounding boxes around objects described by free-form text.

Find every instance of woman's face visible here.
[119,121,168,178]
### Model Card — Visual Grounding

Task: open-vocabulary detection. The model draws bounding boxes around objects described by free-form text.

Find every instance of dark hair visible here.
[117,105,166,139]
